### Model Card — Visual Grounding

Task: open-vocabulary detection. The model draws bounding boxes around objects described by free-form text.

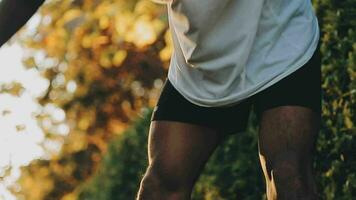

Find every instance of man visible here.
[137,0,321,200]
[0,0,321,199]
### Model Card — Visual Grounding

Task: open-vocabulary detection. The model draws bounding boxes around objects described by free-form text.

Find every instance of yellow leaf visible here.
[332,100,338,111]
[99,16,110,30]
[113,50,127,66]
[78,118,90,130]
[63,9,82,23]
[344,116,354,129]
[81,35,93,48]
[159,47,171,61]
[61,192,77,200]
[125,15,157,48]
[99,52,112,68]
[93,35,110,47]
[115,11,134,36]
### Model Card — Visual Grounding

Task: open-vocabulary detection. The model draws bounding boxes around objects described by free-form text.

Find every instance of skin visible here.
[136,120,225,199]
[136,105,320,200]
[258,106,320,200]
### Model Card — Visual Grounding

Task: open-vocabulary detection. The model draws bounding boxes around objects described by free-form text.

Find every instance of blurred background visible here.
[0,0,354,199]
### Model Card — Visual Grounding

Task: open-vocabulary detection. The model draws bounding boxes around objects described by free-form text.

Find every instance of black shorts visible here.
[151,44,321,135]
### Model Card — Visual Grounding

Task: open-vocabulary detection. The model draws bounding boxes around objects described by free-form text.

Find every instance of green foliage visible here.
[313,0,356,198]
[77,108,151,200]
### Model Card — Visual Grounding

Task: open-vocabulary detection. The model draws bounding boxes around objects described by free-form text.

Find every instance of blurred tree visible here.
[5,0,172,199]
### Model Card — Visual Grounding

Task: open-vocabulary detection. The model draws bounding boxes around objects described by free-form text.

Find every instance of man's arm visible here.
[0,0,45,48]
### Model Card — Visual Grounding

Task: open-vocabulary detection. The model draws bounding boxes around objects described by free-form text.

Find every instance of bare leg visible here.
[136,120,226,200]
[257,106,320,200]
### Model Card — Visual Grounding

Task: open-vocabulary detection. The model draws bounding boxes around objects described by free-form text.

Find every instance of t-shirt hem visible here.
[167,26,320,108]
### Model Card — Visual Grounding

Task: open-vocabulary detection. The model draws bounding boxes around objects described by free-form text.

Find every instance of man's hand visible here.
[0,0,45,48]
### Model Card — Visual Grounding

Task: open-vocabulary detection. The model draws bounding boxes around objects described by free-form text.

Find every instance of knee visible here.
[267,151,317,193]
[270,151,303,178]
[139,165,192,195]
[151,164,191,192]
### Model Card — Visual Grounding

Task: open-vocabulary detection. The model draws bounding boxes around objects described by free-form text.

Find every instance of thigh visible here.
[147,120,225,190]
[253,43,321,183]
[257,106,320,166]
[257,106,320,198]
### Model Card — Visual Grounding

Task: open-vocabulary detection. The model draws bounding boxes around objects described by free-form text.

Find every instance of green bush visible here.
[77,108,151,200]
[314,0,356,199]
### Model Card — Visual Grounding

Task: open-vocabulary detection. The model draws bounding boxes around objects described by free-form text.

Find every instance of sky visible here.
[0,42,46,200]
[0,10,67,199]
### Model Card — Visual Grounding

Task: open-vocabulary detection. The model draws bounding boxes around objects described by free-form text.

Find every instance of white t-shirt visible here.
[165,0,320,107]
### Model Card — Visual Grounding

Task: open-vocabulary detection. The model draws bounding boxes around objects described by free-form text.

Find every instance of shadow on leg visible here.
[257,106,320,200]
[136,120,225,200]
